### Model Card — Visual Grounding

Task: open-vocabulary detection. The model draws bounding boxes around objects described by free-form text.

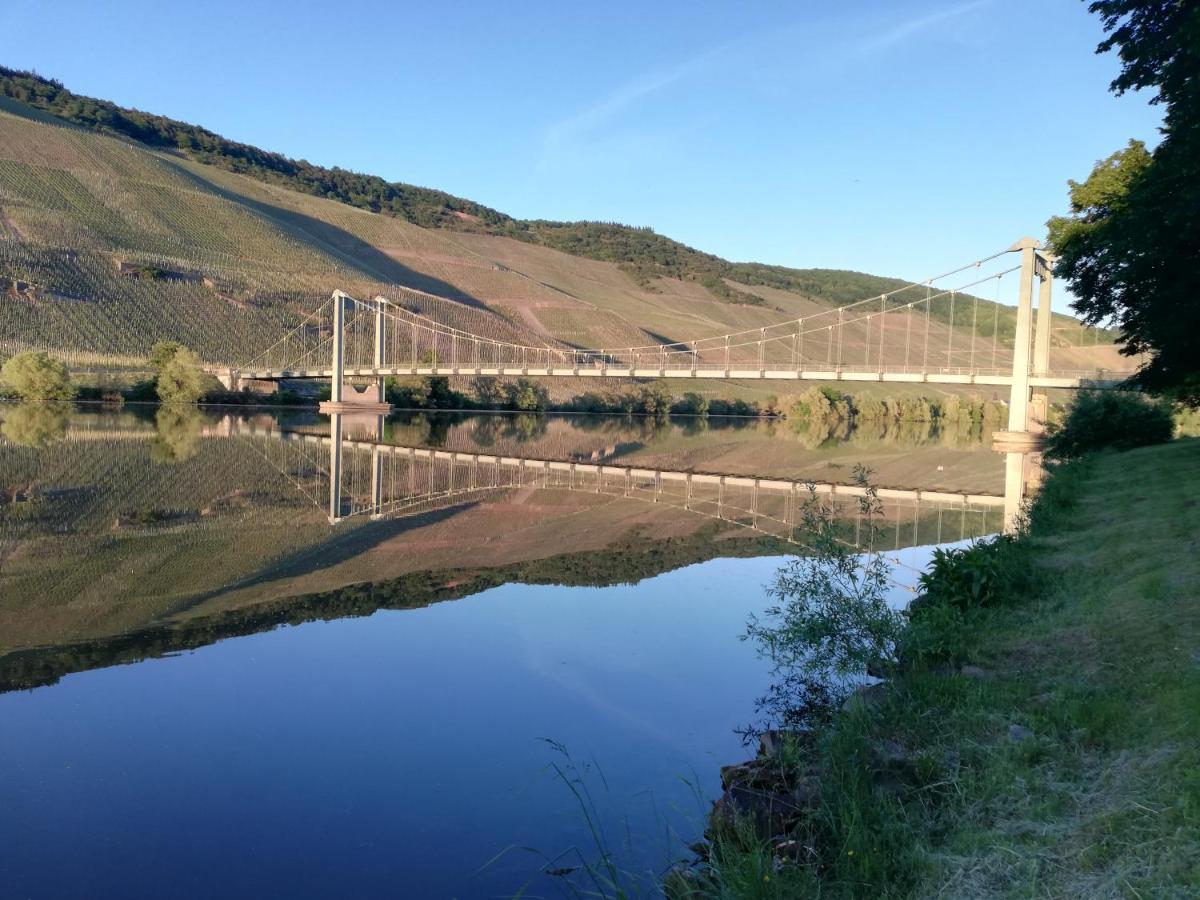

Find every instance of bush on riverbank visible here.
[1044,389,1174,460]
[0,351,74,401]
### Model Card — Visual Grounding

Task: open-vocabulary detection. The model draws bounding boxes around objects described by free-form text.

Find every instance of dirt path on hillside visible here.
[515,306,556,339]
[0,206,25,240]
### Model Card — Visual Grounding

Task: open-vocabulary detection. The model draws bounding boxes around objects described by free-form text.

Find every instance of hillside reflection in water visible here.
[0,406,1029,899]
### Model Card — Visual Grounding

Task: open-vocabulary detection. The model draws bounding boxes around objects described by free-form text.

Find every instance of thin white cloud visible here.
[541,43,730,154]
[537,2,993,167]
[857,0,993,54]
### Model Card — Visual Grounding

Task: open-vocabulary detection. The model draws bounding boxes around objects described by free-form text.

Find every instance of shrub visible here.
[155,347,204,404]
[124,379,159,403]
[902,536,1033,666]
[503,378,549,412]
[1044,390,1174,460]
[672,391,710,416]
[0,351,74,401]
[709,398,758,417]
[916,538,1011,613]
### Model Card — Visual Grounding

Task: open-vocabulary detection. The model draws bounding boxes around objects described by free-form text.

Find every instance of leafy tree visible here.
[386,377,430,409]
[637,381,673,418]
[426,376,465,409]
[744,466,902,727]
[0,351,74,401]
[503,378,549,412]
[1047,1,1200,404]
[471,376,502,408]
[673,391,710,417]
[149,340,183,373]
[155,347,204,404]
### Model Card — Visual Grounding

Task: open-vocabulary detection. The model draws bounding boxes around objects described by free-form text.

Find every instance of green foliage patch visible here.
[1044,389,1174,460]
[0,350,73,400]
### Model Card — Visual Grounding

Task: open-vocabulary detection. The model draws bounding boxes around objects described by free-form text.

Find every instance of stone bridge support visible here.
[318,293,392,415]
[1030,252,1055,434]
[215,368,244,392]
[994,237,1055,531]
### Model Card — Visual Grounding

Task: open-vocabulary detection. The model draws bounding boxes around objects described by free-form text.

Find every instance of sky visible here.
[0,0,1163,285]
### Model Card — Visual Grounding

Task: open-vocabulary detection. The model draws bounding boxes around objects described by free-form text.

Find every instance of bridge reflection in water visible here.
[235,411,1038,550]
[0,408,1045,693]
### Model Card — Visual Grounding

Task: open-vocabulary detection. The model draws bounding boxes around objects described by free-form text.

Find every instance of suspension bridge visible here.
[219,238,1127,451]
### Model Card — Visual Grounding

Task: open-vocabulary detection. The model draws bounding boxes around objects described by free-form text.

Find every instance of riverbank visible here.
[685,437,1199,897]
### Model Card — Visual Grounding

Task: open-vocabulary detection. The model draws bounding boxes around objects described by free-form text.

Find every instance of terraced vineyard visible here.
[0,93,1123,375]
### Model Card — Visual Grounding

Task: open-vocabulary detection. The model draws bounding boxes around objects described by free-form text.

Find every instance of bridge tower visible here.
[994,237,1054,530]
[318,292,393,415]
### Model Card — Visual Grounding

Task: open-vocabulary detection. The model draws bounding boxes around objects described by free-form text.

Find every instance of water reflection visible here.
[150,404,205,464]
[314,412,1005,543]
[0,401,70,447]
[0,404,1043,899]
[0,405,1037,691]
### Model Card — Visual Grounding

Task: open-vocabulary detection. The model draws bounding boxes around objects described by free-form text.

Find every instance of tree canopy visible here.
[149,340,184,373]
[155,347,205,404]
[1,351,74,401]
[1047,0,1200,403]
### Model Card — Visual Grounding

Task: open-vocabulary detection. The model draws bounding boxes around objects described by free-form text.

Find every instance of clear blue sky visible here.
[1,0,1161,284]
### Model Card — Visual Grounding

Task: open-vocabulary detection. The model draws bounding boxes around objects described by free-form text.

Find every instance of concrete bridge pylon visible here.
[319,291,393,415]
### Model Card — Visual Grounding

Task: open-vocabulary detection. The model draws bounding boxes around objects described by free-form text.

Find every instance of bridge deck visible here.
[268,430,1007,509]
[235,365,1120,390]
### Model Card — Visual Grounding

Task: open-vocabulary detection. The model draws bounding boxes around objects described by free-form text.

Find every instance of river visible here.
[0,405,1021,898]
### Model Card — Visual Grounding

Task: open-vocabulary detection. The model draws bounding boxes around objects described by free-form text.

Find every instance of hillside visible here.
[0,65,948,298]
[0,69,1122,376]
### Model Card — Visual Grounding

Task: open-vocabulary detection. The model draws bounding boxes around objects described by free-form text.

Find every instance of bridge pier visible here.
[215,368,244,392]
[1005,238,1039,436]
[992,238,1057,531]
[1029,252,1055,435]
[318,293,392,415]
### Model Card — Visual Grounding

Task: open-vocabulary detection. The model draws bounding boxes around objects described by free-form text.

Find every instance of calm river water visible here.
[0,406,1012,898]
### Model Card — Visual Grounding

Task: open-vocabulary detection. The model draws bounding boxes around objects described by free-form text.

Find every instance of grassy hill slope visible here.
[0,71,1122,375]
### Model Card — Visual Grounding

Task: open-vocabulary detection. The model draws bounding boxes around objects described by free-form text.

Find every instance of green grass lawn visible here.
[690,439,1199,899]
[912,438,1200,896]
[856,439,1199,897]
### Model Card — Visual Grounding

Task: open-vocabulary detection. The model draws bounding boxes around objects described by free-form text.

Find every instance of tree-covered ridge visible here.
[0,66,912,305]
[2,61,1113,352]
[0,65,514,231]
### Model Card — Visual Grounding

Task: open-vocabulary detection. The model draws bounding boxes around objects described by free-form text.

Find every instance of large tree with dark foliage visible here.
[1047,0,1200,404]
